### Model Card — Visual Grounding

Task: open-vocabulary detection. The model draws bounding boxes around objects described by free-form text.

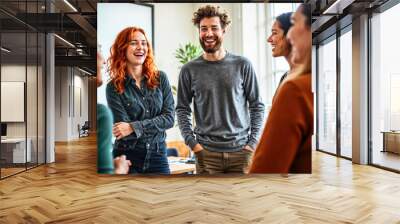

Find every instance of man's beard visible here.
[199,36,222,53]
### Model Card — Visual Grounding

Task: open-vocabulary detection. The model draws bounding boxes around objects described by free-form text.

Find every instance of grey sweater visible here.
[176,52,265,152]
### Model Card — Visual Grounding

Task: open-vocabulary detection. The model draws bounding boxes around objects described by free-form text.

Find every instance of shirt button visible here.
[146,110,149,113]
[143,97,145,100]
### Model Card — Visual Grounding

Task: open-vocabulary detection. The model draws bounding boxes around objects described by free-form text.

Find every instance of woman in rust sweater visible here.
[250,4,313,173]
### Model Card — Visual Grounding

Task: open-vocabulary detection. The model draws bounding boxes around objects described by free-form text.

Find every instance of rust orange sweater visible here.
[249,73,313,173]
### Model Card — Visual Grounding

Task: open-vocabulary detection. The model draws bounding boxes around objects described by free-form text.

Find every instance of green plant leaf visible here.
[174,42,202,65]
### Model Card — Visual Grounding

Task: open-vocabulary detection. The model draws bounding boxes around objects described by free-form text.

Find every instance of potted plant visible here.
[174,42,203,68]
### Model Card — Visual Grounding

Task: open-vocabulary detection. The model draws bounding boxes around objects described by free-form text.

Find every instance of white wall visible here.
[1,65,29,138]
[153,3,198,141]
[54,67,89,141]
[72,73,89,138]
[153,3,197,87]
[1,64,45,163]
[55,66,68,141]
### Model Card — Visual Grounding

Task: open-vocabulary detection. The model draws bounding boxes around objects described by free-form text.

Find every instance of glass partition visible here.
[370,3,400,171]
[317,36,337,155]
[339,28,352,158]
[0,1,46,179]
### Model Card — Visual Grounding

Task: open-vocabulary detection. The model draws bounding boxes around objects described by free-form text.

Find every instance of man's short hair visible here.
[192,5,231,29]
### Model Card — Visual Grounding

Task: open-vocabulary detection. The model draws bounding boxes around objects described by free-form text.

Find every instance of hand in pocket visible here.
[194,147,206,174]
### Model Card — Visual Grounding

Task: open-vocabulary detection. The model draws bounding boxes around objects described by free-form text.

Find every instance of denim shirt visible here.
[106,71,175,150]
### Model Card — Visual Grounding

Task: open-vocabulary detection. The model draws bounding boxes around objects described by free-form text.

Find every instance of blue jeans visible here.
[113,141,170,174]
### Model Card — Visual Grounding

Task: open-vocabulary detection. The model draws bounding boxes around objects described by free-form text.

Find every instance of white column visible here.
[46,33,55,163]
[352,14,369,164]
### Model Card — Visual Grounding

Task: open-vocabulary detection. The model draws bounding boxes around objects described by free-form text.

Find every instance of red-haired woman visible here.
[106,27,174,174]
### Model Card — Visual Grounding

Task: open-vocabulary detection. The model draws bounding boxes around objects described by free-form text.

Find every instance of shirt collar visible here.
[125,74,147,85]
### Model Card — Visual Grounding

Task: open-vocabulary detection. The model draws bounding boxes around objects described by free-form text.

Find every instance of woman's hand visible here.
[112,122,134,140]
[114,155,132,174]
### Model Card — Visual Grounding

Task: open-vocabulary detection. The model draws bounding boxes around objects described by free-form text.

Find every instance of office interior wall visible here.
[54,67,89,141]
[72,72,89,138]
[0,27,27,177]
[1,65,38,139]
[54,66,69,141]
[1,30,47,177]
[1,64,44,164]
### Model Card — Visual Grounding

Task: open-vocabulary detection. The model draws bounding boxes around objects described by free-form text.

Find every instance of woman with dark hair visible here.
[267,12,294,88]
[250,4,313,173]
[97,52,131,175]
[106,27,174,174]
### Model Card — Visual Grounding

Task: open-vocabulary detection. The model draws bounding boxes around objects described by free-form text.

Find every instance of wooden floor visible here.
[372,151,400,171]
[1,167,26,177]
[0,135,400,223]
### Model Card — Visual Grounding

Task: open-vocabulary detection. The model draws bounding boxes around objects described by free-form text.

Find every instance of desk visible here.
[168,157,196,174]
[381,131,400,154]
[1,138,31,163]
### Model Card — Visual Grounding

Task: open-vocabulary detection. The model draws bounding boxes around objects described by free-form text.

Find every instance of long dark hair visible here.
[276,12,293,35]
[299,3,311,28]
[293,3,312,75]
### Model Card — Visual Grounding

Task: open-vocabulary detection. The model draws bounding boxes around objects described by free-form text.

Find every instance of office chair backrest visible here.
[167,148,179,157]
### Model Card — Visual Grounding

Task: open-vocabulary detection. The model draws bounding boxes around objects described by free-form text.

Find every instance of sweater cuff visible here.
[187,137,199,150]
[130,121,143,138]
[247,140,257,151]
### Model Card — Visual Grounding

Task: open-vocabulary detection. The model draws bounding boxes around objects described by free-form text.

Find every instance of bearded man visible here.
[176,5,265,174]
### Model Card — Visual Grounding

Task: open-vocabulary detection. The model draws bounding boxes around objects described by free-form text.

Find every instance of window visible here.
[339,28,352,158]
[370,2,400,171]
[317,36,337,154]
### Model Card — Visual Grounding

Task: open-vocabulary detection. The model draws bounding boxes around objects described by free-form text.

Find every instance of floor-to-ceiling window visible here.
[316,21,353,159]
[339,27,352,159]
[370,2,400,171]
[0,0,46,179]
[317,35,337,155]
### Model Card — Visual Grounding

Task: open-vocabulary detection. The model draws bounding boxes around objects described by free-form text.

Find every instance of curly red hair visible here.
[107,27,159,94]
